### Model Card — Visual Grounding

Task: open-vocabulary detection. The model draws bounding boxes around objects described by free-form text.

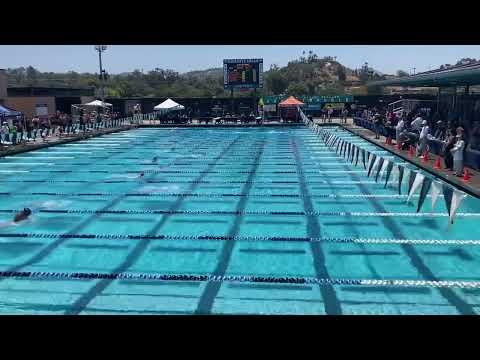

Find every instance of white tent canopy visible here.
[154,98,185,111]
[83,100,113,107]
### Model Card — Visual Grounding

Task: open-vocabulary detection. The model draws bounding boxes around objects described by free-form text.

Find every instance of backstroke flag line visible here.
[407,172,425,203]
[417,177,432,212]
[314,128,470,226]
[442,184,453,217]
[384,161,394,187]
[449,189,468,224]
[397,165,405,195]
[374,157,385,182]
[430,180,442,210]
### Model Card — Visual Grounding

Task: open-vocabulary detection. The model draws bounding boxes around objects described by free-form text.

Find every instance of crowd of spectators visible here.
[0,108,126,149]
[356,105,470,176]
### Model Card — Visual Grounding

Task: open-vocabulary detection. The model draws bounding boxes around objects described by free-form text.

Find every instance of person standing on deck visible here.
[341,107,348,124]
[327,106,334,123]
[451,128,466,176]
[417,120,432,157]
[442,128,456,170]
[410,113,423,133]
[395,115,405,145]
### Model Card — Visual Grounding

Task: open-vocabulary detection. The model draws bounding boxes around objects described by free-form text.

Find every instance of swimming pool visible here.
[0,125,480,315]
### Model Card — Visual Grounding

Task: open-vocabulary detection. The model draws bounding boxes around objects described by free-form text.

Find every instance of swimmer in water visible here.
[152,156,158,163]
[139,172,145,178]
[14,208,32,223]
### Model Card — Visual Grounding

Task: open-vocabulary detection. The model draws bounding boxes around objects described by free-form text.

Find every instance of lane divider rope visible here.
[0,270,478,289]
[0,232,478,245]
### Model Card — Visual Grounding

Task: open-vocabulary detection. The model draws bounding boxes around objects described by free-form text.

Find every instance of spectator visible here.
[341,107,348,124]
[327,106,334,123]
[395,116,405,145]
[373,114,383,139]
[26,118,33,141]
[451,128,466,176]
[0,122,9,144]
[417,120,434,157]
[411,113,423,132]
[442,128,456,171]
[10,123,17,145]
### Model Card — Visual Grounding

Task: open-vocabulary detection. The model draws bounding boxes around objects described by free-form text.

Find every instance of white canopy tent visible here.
[154,99,185,111]
[83,100,113,108]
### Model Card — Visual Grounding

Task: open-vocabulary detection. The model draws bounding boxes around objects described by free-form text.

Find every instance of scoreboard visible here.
[223,59,263,89]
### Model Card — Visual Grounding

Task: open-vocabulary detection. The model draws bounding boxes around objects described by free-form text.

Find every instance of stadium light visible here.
[94,45,108,106]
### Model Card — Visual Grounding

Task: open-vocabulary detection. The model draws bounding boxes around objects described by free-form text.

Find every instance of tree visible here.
[25,66,39,86]
[337,67,346,82]
[286,82,309,96]
[265,71,288,95]
[396,70,409,77]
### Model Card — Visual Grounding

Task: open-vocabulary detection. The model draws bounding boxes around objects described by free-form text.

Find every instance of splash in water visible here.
[108,174,142,180]
[137,184,181,194]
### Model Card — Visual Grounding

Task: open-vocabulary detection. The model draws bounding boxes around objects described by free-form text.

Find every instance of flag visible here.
[397,165,405,195]
[362,149,366,169]
[449,189,468,224]
[443,184,454,217]
[407,172,425,203]
[430,180,442,211]
[347,143,351,161]
[336,139,341,154]
[354,146,360,166]
[339,140,344,155]
[384,161,394,188]
[417,177,432,212]
[407,169,416,194]
[378,159,389,180]
[367,154,377,177]
[374,157,385,182]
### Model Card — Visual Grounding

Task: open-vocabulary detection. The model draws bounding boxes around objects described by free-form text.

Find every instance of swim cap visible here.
[24,208,32,215]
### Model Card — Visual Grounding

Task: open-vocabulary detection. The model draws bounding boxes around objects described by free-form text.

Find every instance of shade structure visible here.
[83,100,113,107]
[0,104,22,119]
[278,96,304,107]
[154,98,185,111]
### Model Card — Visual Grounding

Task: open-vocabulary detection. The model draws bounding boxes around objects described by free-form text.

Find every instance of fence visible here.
[0,115,140,149]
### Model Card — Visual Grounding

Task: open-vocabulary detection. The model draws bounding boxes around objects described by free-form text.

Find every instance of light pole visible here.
[94,45,108,107]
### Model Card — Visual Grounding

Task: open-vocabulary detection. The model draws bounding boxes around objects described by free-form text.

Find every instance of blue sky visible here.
[1,45,479,75]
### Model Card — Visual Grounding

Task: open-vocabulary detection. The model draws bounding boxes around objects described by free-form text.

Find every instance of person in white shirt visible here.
[341,108,348,124]
[395,117,405,145]
[410,115,423,132]
[451,130,466,176]
[417,120,434,156]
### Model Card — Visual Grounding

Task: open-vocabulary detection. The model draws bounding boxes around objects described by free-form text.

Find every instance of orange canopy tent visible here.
[278,96,304,107]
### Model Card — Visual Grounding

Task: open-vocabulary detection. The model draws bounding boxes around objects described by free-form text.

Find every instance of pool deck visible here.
[314,118,480,198]
[0,124,138,158]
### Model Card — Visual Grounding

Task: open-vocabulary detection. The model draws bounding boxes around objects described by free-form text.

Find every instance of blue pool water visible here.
[0,126,480,314]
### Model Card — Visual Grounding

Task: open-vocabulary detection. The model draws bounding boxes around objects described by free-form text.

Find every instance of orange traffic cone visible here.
[422,150,429,163]
[408,146,414,158]
[463,167,472,182]
[433,157,441,170]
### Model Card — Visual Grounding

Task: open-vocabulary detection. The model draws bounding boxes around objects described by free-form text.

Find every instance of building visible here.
[368,63,480,127]
[0,70,95,118]
[0,69,7,103]
[5,86,95,119]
